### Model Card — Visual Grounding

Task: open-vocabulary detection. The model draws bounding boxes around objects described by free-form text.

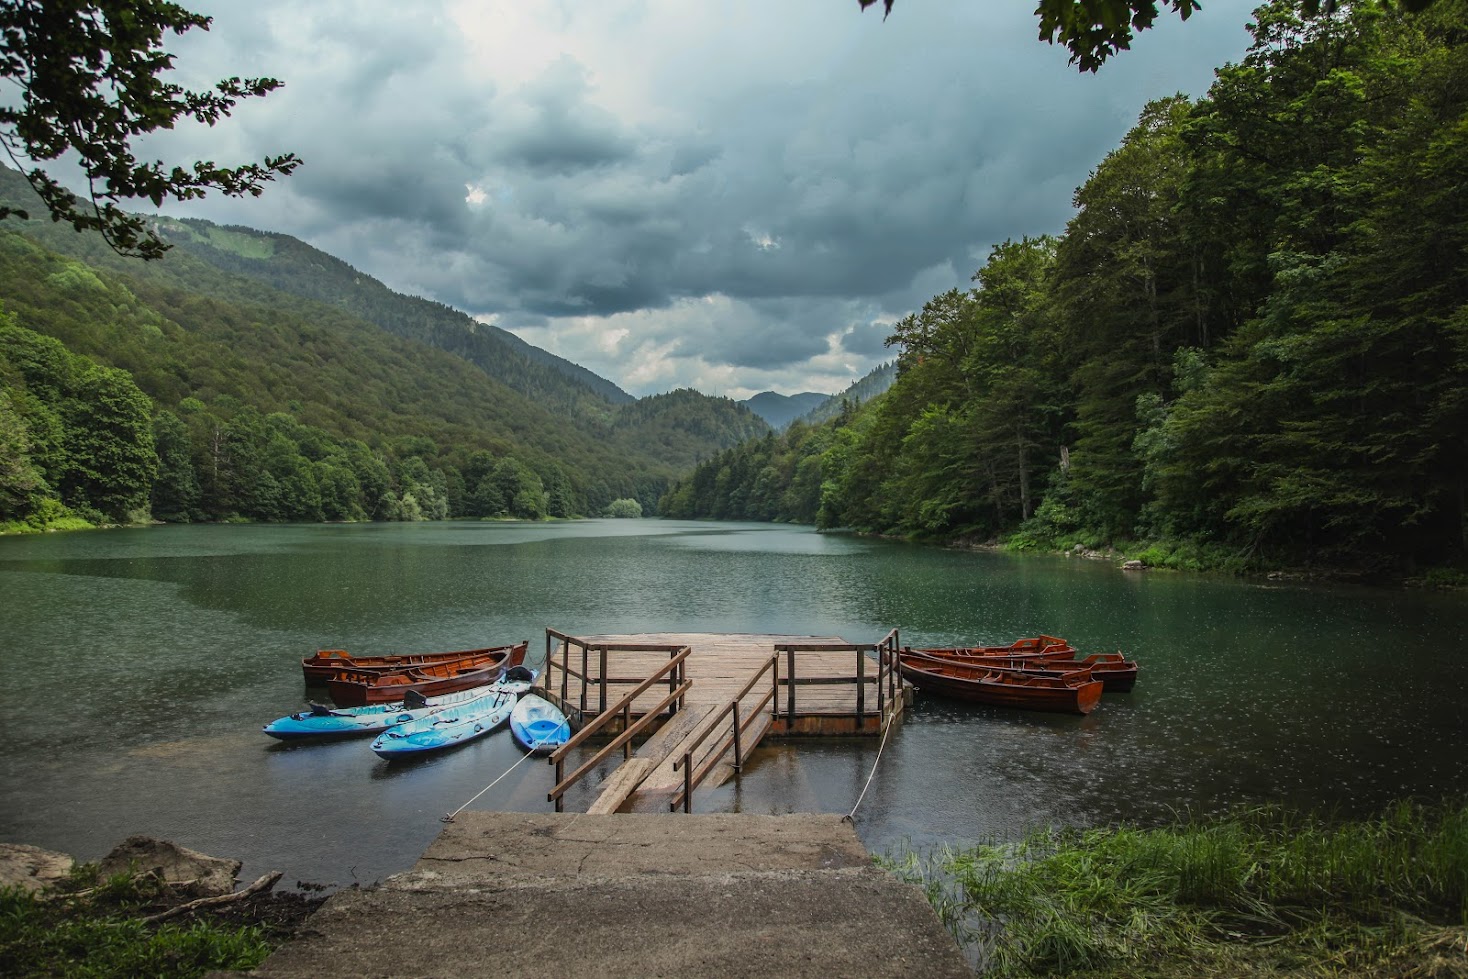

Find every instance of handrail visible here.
[548,679,693,807]
[545,643,692,812]
[549,645,692,763]
[669,653,778,812]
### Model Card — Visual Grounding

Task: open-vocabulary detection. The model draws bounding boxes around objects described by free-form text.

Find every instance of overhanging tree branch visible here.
[0,0,299,259]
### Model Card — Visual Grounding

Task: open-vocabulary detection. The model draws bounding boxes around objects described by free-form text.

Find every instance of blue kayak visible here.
[509,693,571,755]
[370,688,517,760]
[264,667,535,741]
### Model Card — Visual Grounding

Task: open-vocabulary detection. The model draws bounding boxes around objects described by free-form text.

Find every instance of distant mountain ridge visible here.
[740,390,831,430]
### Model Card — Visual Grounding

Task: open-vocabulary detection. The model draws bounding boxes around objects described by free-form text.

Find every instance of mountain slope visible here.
[741,390,831,430]
[800,362,897,425]
[0,167,632,421]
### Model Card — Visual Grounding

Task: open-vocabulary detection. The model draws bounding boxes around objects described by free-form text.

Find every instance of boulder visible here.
[1121,559,1145,571]
[98,836,241,898]
[0,843,74,893]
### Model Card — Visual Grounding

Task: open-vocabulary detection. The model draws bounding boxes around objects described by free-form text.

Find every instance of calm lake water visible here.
[2,520,1465,887]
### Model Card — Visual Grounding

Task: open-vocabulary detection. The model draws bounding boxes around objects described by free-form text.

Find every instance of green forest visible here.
[662,0,1468,578]
[0,174,770,531]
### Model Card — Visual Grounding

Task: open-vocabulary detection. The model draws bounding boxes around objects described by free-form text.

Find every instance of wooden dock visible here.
[540,630,907,814]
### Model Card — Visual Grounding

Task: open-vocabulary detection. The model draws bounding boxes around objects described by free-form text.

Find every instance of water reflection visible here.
[2,521,1465,886]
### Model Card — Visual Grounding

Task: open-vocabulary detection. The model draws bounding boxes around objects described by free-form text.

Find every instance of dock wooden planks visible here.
[544,631,907,813]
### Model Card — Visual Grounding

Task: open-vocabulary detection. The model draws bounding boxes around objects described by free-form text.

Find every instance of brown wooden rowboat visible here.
[323,641,529,707]
[303,643,524,685]
[906,647,1139,692]
[898,652,1104,715]
[926,635,1076,658]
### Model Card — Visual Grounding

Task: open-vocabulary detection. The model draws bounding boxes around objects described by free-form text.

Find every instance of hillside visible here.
[799,362,896,425]
[0,168,771,525]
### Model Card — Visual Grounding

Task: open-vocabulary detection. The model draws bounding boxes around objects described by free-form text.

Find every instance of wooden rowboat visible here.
[324,641,529,707]
[303,642,525,684]
[913,635,1076,659]
[898,652,1104,715]
[906,647,1139,692]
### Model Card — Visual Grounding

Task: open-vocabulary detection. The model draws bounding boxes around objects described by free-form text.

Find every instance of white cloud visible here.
[151,0,1259,397]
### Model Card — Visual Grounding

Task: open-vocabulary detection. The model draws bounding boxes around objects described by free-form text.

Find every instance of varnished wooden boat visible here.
[303,643,525,684]
[898,652,1104,715]
[906,646,1139,692]
[911,635,1076,659]
[324,641,529,707]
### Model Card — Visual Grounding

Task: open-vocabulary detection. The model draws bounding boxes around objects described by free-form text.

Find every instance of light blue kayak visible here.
[264,667,535,741]
[370,688,518,760]
[509,693,571,755]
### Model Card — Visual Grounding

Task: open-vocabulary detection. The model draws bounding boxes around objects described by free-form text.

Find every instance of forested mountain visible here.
[0,171,763,529]
[663,0,1468,578]
[0,167,631,418]
[613,389,771,470]
[798,362,896,426]
[740,391,831,430]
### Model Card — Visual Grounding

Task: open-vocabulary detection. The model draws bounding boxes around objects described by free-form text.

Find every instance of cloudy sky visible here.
[143,0,1259,400]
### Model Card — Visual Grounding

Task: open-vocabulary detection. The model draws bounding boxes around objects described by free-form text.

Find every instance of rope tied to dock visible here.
[442,741,548,823]
[842,710,897,824]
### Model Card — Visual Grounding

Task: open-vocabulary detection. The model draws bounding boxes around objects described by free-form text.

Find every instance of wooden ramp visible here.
[543,630,906,814]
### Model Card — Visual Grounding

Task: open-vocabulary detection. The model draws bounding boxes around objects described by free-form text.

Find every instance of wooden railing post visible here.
[682,750,693,813]
[856,644,866,722]
[732,703,743,772]
[623,701,632,758]
[560,638,569,704]
[554,758,565,812]
[599,646,608,716]
[579,643,589,714]
[877,640,886,720]
[785,645,796,724]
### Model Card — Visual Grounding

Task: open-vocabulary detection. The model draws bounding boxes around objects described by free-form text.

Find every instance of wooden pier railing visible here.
[546,642,691,812]
[669,652,779,812]
[547,628,689,724]
[773,627,900,731]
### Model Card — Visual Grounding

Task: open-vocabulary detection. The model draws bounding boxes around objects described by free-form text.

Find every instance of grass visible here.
[880,801,1468,977]
[0,865,275,978]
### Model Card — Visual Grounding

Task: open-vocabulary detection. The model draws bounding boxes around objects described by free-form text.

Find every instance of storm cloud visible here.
[143,0,1258,398]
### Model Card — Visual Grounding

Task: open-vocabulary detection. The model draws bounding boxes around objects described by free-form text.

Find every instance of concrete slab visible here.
[251,813,969,978]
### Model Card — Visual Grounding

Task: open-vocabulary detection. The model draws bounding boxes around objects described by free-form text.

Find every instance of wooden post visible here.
[683,750,693,813]
[786,645,796,724]
[732,702,743,771]
[560,639,569,704]
[623,701,632,758]
[580,643,589,714]
[599,646,608,716]
[856,645,866,722]
[771,654,779,729]
[554,758,564,812]
[877,641,886,721]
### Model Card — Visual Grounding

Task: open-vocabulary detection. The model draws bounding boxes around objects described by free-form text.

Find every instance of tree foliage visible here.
[0,0,299,258]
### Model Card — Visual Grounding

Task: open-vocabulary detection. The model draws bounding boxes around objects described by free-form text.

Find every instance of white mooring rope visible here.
[842,712,897,824]
[441,741,548,823]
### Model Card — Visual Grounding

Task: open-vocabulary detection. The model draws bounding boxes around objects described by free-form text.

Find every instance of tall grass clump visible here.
[883,800,1468,977]
[0,866,272,978]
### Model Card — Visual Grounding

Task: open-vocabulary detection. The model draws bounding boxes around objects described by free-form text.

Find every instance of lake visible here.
[2,519,1464,887]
